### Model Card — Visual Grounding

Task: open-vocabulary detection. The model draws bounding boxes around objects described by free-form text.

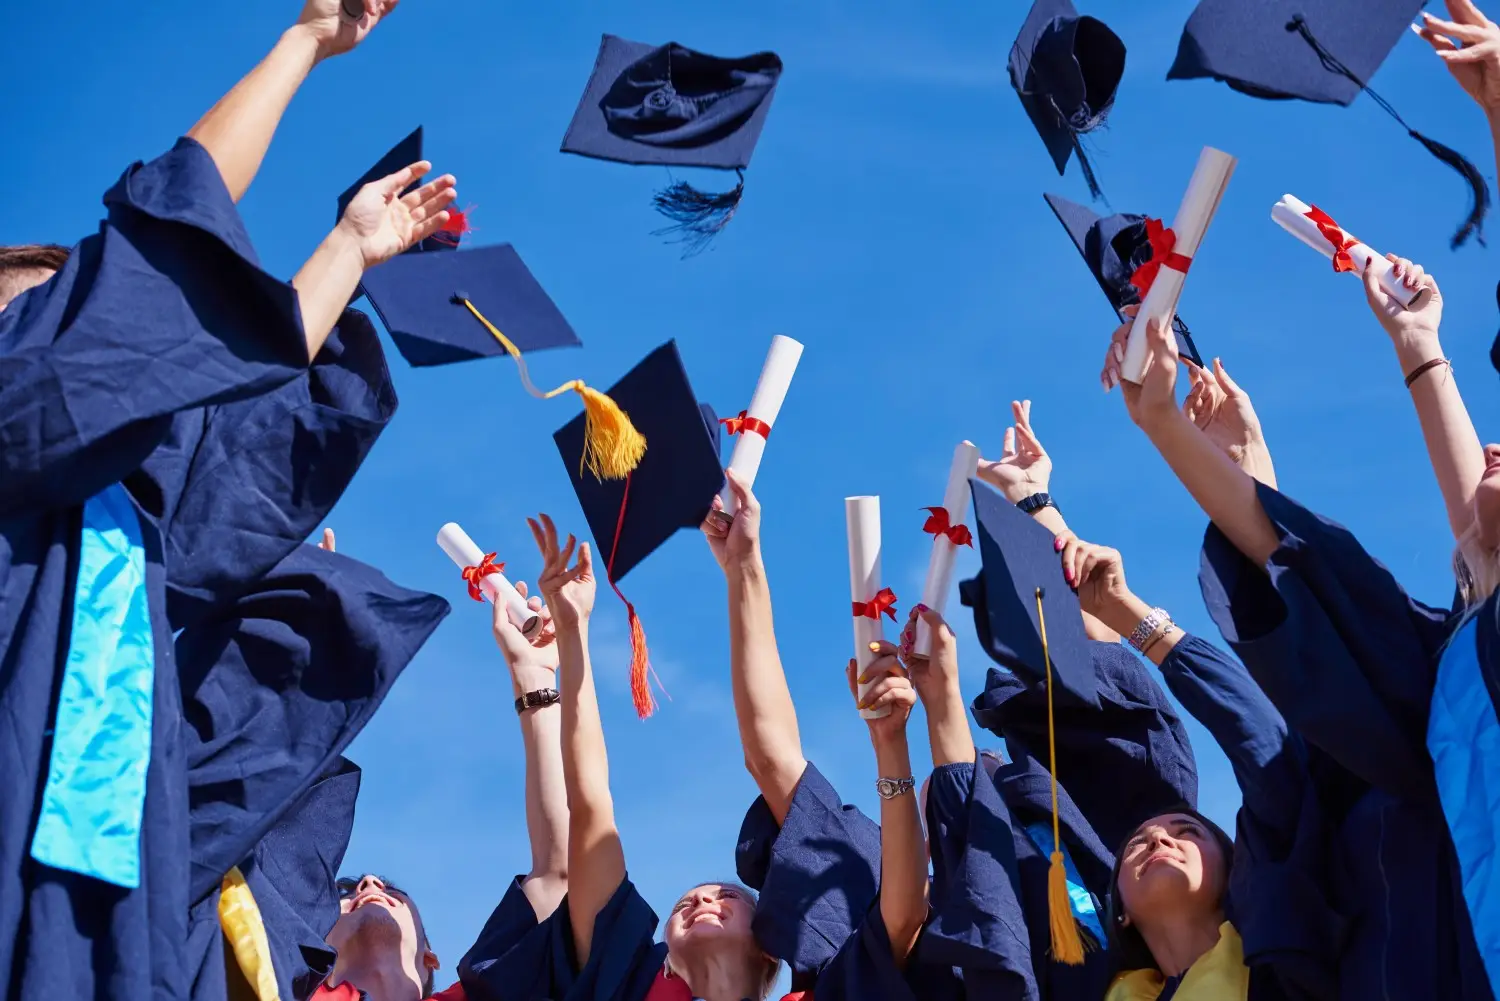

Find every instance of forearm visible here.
[1396,336,1484,540]
[1097,593,1185,667]
[727,557,806,817]
[187,26,321,202]
[922,682,976,768]
[512,664,568,887]
[874,736,927,968]
[290,228,365,361]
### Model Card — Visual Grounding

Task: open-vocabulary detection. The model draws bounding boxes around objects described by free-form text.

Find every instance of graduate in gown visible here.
[1106,282,1494,998]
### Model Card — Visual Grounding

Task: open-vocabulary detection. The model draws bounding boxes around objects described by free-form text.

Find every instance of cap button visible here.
[451,290,469,304]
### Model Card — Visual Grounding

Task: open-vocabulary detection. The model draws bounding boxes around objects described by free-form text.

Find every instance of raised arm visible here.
[491,582,569,922]
[528,514,620,968]
[1418,1,1500,195]
[701,472,806,824]
[187,0,398,202]
[847,643,927,968]
[901,604,975,769]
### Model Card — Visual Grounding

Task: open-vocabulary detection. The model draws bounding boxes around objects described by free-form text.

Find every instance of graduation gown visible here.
[971,642,1200,852]
[0,137,399,1001]
[1198,482,1491,1000]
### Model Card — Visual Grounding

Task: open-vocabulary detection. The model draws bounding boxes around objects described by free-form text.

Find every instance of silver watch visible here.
[875,776,916,800]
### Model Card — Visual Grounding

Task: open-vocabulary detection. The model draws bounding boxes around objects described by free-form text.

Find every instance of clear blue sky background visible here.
[6,0,1500,986]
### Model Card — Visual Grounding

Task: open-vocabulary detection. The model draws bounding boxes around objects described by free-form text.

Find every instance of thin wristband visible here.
[1404,357,1450,389]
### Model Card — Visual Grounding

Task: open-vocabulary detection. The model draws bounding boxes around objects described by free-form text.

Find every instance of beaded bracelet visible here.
[1127,608,1171,652]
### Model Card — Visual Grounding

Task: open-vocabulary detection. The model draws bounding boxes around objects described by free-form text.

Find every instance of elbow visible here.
[881,904,928,969]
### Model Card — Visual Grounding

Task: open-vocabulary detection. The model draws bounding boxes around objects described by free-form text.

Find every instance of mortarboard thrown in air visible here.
[560,33,783,256]
[1044,192,1204,367]
[958,479,1099,966]
[1009,0,1127,200]
[338,127,474,254]
[554,340,724,717]
[1167,0,1489,248]
[358,242,645,482]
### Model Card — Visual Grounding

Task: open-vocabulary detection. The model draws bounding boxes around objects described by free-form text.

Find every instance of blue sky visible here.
[7,0,1500,985]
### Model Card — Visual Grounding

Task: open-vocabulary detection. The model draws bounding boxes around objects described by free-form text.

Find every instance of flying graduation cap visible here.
[560,34,784,256]
[1009,0,1127,200]
[1167,0,1489,248]
[1044,192,1204,367]
[553,340,723,718]
[336,126,472,254]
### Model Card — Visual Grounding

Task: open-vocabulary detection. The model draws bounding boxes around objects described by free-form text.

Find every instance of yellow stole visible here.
[1106,922,1248,1001]
[219,866,282,1001]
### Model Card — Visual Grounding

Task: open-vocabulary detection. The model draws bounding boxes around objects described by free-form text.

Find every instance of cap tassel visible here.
[651,169,745,257]
[456,297,647,481]
[1036,587,1088,967]
[1171,315,1203,369]
[607,472,668,718]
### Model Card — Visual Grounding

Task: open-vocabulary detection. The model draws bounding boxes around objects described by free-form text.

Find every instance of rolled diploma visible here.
[721,335,805,516]
[913,442,980,658]
[846,496,890,720]
[1271,194,1419,309]
[436,523,541,638]
[1122,147,1237,384]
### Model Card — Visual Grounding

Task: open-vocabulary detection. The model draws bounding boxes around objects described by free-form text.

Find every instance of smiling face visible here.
[664,883,757,950]
[325,874,439,994]
[1115,812,1228,927]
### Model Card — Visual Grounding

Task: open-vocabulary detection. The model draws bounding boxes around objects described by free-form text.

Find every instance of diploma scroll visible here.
[339,0,364,23]
[1122,147,1237,384]
[913,442,980,658]
[846,496,892,720]
[436,523,542,638]
[1271,195,1422,309]
[722,335,805,516]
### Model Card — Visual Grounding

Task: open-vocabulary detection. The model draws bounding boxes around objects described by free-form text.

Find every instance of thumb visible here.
[1362,256,1391,312]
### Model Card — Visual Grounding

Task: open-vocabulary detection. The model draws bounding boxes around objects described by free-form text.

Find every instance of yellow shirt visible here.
[1105,922,1248,1001]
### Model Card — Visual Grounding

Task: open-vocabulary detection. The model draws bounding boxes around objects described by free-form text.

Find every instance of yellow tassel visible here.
[457,297,646,481]
[218,866,282,1001]
[1037,588,1088,967]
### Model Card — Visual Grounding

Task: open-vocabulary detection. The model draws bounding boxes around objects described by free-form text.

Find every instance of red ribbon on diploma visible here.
[462,552,504,602]
[922,507,973,548]
[1129,218,1193,298]
[720,410,772,439]
[1304,205,1359,273]
[853,587,899,622]
[432,205,476,247]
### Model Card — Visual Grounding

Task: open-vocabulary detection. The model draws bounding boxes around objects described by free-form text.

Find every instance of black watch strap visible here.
[1016,492,1056,515]
[515,688,561,714]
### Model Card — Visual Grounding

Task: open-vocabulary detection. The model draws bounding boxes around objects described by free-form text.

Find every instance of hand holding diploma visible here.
[1271,195,1424,309]
[913,442,979,657]
[721,335,804,516]
[847,496,896,720]
[437,522,542,639]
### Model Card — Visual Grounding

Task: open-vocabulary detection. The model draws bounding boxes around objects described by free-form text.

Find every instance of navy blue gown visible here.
[1198,482,1492,1000]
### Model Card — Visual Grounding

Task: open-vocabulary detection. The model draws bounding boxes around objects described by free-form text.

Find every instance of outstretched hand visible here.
[1182,357,1275,487]
[898,604,959,700]
[492,580,560,677]
[977,400,1052,503]
[700,469,762,571]
[527,514,596,629]
[296,0,400,61]
[1418,2,1500,115]
[338,162,458,268]
[1362,254,1443,350]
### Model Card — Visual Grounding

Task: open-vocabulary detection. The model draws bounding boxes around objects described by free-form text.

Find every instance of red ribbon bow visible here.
[461,552,504,602]
[1128,218,1194,298]
[720,410,772,439]
[432,205,476,247]
[1304,205,1359,274]
[922,507,973,548]
[852,587,899,622]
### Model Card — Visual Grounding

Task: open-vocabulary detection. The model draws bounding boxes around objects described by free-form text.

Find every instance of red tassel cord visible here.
[607,473,668,718]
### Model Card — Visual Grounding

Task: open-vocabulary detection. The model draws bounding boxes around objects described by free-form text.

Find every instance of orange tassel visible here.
[624,596,654,719]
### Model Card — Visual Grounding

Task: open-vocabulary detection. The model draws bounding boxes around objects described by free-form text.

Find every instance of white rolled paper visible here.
[1122,147,1237,384]
[846,496,891,721]
[722,335,805,516]
[913,442,980,659]
[1271,194,1420,309]
[436,522,541,638]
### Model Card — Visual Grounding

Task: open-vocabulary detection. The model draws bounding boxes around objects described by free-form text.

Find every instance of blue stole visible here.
[1024,821,1105,943]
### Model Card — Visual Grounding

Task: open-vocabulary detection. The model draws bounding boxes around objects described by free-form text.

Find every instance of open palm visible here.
[527,514,596,628]
[338,162,457,269]
[1420,2,1500,114]
[977,400,1052,503]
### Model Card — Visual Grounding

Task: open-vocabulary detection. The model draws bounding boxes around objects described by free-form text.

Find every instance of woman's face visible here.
[1473,444,1500,551]
[663,883,758,956]
[1116,813,1227,926]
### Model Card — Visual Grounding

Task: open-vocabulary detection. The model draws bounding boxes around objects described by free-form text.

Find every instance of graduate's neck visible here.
[329,945,425,1001]
[1135,908,1224,979]
[670,949,760,1001]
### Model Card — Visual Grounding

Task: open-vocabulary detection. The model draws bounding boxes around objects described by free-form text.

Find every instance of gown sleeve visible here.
[1197,482,1451,803]
[177,543,450,902]
[734,761,883,986]
[0,137,309,519]
[811,905,960,1001]
[970,642,1199,851]
[161,307,399,627]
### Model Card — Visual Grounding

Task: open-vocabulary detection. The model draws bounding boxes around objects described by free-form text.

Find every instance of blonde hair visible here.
[663,881,782,1001]
[1455,523,1500,608]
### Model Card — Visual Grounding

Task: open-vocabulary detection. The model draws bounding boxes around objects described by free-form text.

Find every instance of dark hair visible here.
[1104,806,1235,972]
[0,244,70,274]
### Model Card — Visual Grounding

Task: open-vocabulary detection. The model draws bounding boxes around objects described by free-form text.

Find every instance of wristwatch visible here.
[514,688,561,714]
[875,776,916,800]
[1016,492,1057,516]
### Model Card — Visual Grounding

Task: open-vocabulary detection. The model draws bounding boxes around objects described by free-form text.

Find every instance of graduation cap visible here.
[958,479,1098,966]
[1167,0,1489,248]
[337,127,472,254]
[560,33,783,256]
[1009,0,1126,200]
[1044,192,1204,368]
[359,243,644,481]
[553,340,723,717]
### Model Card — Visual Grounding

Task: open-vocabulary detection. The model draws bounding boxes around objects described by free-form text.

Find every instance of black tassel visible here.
[1408,129,1489,249]
[651,169,745,258]
[1172,315,1204,368]
[1070,131,1106,202]
[1490,280,1500,377]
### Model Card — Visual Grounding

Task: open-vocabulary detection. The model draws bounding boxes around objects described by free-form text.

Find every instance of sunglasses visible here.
[336,875,407,900]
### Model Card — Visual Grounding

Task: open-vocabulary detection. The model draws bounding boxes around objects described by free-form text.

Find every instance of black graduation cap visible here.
[1009,0,1126,200]
[1167,0,1489,248]
[1044,192,1204,367]
[336,127,469,254]
[959,480,1099,708]
[553,340,723,718]
[560,33,784,256]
